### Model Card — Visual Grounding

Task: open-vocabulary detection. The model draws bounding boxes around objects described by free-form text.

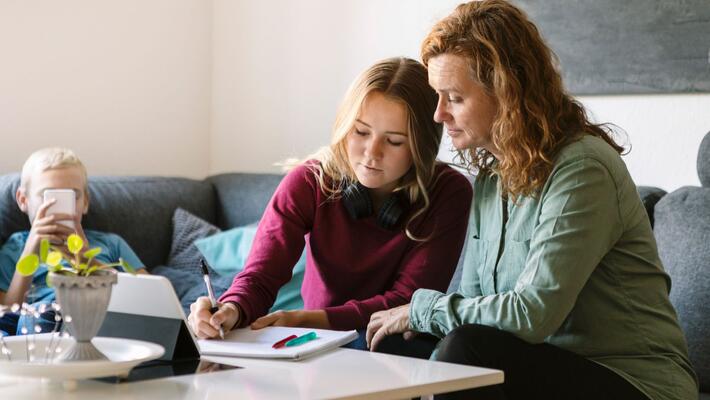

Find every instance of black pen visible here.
[200,259,224,339]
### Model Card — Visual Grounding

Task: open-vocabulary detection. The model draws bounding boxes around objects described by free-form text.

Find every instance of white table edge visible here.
[330,370,505,400]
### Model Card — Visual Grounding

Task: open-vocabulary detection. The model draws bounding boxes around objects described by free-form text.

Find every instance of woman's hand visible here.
[188,297,240,339]
[366,304,412,351]
[251,309,330,330]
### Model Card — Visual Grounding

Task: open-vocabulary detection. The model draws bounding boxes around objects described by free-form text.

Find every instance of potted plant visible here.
[15,233,135,362]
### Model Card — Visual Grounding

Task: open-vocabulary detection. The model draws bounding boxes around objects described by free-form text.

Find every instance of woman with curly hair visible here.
[366,2,697,399]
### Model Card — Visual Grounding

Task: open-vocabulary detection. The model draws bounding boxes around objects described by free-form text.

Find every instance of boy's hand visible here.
[70,213,89,251]
[49,213,90,260]
[188,297,240,339]
[21,199,76,258]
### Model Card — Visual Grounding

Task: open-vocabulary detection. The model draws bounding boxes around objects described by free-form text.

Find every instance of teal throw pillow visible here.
[194,223,305,312]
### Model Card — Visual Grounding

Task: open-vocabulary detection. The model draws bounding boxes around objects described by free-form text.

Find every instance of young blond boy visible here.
[0,148,145,335]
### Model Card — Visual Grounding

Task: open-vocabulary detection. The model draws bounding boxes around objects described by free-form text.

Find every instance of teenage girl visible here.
[188,57,472,348]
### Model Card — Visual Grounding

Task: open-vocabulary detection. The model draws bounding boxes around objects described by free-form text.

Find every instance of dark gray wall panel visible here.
[514,0,710,94]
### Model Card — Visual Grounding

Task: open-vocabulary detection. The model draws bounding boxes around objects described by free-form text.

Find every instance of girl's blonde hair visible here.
[302,57,442,241]
[421,0,624,200]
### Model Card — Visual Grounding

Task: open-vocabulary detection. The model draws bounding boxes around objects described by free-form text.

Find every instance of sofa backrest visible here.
[207,173,283,229]
[87,176,217,269]
[0,171,287,268]
[0,174,217,269]
[0,174,29,244]
[654,130,710,392]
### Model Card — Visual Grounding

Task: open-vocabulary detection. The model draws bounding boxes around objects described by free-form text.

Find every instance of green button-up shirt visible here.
[410,136,698,400]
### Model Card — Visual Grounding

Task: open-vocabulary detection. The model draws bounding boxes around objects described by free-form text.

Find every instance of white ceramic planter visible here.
[48,270,117,362]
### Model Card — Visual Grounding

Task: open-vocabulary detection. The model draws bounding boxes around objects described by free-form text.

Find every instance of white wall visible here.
[210,0,462,175]
[579,94,709,190]
[437,94,710,191]
[0,0,212,178]
[211,0,709,192]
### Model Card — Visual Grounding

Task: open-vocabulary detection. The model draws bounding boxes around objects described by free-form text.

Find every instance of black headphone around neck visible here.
[341,181,407,230]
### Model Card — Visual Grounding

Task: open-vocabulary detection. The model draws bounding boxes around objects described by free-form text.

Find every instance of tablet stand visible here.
[98,311,199,361]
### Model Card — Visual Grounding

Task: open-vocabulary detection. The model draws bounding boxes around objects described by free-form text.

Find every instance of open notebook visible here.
[197,326,359,361]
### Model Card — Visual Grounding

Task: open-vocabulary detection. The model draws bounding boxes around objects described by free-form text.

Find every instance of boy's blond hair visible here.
[20,148,88,192]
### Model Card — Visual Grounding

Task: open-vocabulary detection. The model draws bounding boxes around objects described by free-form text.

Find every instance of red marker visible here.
[272,334,298,349]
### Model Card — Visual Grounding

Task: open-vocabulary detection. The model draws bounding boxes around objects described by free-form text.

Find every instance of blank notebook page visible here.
[197,326,358,361]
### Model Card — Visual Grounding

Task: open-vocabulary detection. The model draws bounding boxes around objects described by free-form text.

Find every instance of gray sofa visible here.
[654,131,710,399]
[0,133,707,397]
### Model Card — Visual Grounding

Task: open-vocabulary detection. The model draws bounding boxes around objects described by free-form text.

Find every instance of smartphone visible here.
[43,189,76,230]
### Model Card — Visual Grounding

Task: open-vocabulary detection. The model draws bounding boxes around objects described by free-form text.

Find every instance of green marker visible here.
[285,331,318,347]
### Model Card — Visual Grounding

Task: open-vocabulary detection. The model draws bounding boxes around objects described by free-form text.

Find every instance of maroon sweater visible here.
[219,162,472,330]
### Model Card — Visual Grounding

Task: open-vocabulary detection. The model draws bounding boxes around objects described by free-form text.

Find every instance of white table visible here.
[0,348,503,399]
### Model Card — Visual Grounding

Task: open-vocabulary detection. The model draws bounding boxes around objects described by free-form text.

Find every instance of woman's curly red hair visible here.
[422,0,624,199]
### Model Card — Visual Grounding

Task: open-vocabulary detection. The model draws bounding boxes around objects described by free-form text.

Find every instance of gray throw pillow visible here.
[167,208,221,273]
[158,208,230,314]
[162,209,307,317]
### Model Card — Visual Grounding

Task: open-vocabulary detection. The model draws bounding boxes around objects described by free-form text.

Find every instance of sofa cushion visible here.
[168,208,220,271]
[151,208,233,316]
[654,186,710,391]
[207,173,283,230]
[195,222,259,275]
[154,207,222,302]
[158,209,306,316]
[698,130,710,187]
[195,223,306,312]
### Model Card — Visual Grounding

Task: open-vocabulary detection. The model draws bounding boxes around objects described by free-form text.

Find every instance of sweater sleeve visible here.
[410,158,624,342]
[218,165,316,326]
[324,168,473,330]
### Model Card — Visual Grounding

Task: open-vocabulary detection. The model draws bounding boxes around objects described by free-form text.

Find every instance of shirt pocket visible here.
[495,238,531,293]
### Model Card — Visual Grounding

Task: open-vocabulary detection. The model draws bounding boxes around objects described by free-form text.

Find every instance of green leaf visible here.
[16,254,39,276]
[77,263,87,271]
[49,264,62,273]
[46,273,52,288]
[46,251,63,267]
[40,239,49,263]
[67,234,84,255]
[83,247,102,259]
[120,258,136,274]
[86,266,98,275]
